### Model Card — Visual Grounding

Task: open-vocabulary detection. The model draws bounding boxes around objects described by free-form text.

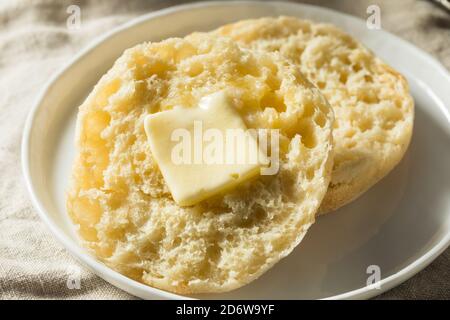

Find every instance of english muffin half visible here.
[67,33,333,293]
[213,17,414,213]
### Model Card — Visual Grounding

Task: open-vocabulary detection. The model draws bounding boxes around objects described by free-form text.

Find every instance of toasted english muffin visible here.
[67,33,334,293]
[212,16,414,213]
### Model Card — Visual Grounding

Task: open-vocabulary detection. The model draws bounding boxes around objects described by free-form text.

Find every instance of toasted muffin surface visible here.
[67,33,333,293]
[213,17,414,213]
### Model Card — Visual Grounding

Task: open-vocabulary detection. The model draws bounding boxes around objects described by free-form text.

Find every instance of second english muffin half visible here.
[212,16,414,214]
[67,33,334,293]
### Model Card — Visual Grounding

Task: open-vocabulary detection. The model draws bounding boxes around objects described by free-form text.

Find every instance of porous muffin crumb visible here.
[67,33,333,293]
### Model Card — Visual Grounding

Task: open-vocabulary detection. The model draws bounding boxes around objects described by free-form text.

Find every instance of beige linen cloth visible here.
[0,0,448,300]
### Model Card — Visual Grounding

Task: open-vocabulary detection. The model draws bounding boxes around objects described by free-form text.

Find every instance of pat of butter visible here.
[144,92,267,206]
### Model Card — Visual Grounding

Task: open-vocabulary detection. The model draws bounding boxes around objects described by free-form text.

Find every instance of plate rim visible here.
[21,0,450,300]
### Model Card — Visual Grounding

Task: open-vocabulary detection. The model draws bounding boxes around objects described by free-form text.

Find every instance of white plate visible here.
[22,1,450,299]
